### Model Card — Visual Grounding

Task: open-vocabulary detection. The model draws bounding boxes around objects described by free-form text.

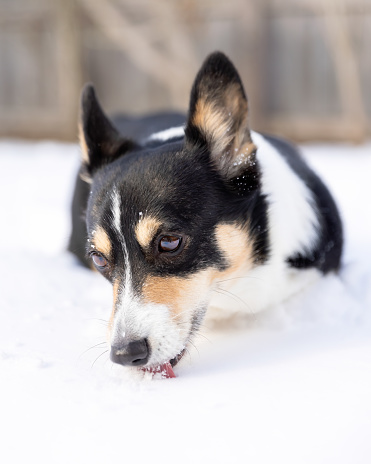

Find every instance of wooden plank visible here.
[269,0,371,14]
[266,115,369,142]
[55,0,83,137]
[0,0,370,141]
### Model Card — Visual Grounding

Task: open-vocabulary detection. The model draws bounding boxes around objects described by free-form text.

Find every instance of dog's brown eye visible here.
[91,253,108,268]
[159,235,181,253]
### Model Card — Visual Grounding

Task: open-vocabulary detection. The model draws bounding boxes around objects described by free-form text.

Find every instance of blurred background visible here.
[0,0,370,142]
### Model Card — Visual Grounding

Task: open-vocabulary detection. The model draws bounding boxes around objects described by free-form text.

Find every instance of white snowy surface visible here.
[0,139,370,464]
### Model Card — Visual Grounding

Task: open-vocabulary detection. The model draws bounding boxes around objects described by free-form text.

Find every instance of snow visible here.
[1,139,370,464]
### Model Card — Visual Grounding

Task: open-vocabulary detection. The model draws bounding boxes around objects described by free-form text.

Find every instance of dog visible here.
[69,52,343,374]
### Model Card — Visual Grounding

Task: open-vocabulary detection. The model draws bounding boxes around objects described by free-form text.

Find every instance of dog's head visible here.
[79,52,268,370]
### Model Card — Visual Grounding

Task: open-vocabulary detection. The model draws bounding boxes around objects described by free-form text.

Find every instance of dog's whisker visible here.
[194,331,212,344]
[216,275,265,285]
[213,288,256,316]
[91,350,109,368]
[183,347,192,363]
[187,339,200,358]
[170,309,193,322]
[79,341,107,358]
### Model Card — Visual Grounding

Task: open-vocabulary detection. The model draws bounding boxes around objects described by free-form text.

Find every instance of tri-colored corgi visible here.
[69,52,342,375]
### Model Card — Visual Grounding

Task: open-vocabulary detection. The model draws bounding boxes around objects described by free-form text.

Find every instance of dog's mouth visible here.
[141,348,187,379]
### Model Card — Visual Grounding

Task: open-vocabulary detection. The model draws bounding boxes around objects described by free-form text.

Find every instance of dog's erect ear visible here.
[185,52,256,180]
[79,84,134,178]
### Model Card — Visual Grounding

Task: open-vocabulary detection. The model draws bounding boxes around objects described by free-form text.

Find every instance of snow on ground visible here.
[0,139,370,464]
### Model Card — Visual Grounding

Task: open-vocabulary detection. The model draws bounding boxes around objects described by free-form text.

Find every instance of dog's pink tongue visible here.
[145,362,176,379]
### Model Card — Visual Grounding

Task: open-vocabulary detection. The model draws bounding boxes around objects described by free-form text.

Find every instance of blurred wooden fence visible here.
[0,0,370,142]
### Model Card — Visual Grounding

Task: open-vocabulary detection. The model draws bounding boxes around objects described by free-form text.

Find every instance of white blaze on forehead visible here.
[110,188,133,328]
[110,188,130,264]
[111,188,122,235]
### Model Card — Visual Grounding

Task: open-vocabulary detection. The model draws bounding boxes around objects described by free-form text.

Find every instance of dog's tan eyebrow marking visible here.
[91,225,112,257]
[214,223,254,276]
[135,216,161,248]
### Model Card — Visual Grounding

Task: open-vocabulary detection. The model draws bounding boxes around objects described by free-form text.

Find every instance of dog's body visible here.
[69,52,342,372]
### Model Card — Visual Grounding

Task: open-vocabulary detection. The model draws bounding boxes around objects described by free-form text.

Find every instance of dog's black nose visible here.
[110,339,149,366]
